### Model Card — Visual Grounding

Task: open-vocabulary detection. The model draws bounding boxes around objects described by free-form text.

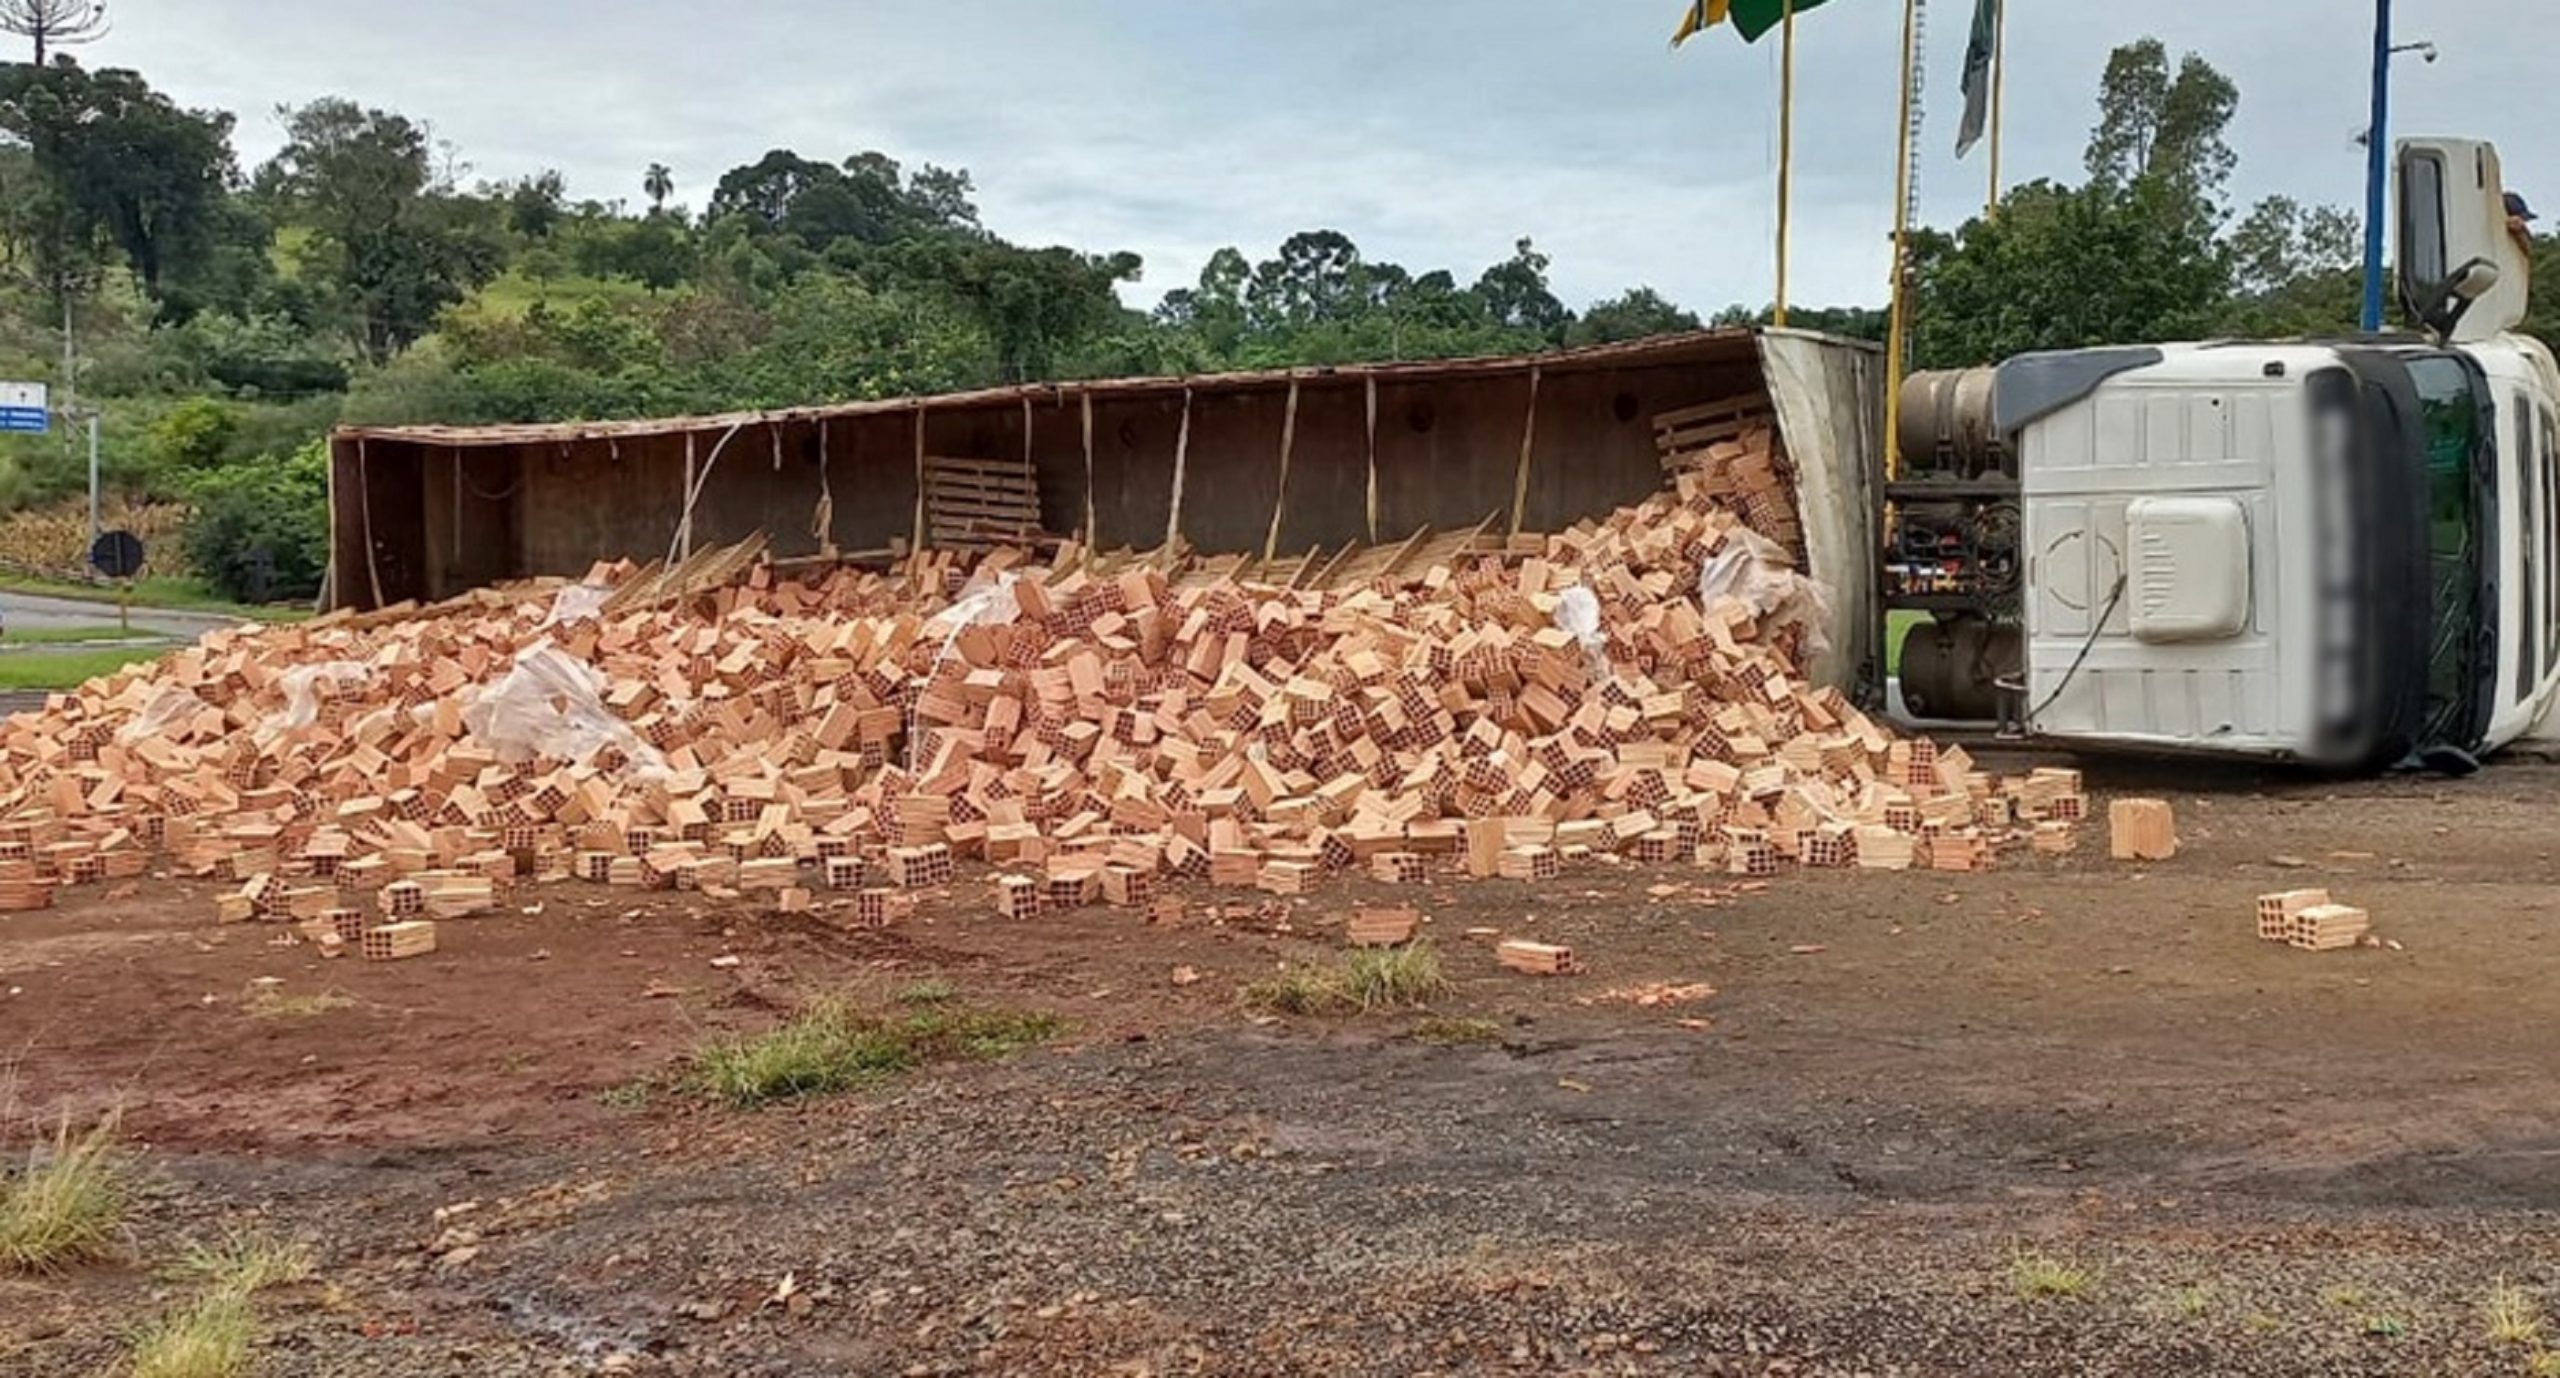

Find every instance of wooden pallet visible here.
[924,455,1043,551]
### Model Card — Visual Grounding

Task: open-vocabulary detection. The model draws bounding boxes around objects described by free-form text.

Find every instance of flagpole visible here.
[1885,0,1920,477]
[1985,0,2007,214]
[1774,0,1796,327]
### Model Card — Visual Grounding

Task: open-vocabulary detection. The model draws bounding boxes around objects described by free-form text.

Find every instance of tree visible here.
[503,169,567,239]
[261,98,502,360]
[0,0,105,67]
[1246,230,1362,332]
[1473,237,1568,341]
[885,235,1142,381]
[2085,38,2239,207]
[1907,176,2229,369]
[643,162,672,215]
[906,164,979,234]
[1567,287,1699,346]
[707,150,841,232]
[574,214,694,292]
[0,63,235,312]
[2220,194,2364,338]
[1706,302,1883,340]
[1901,38,2330,367]
[2226,194,2359,297]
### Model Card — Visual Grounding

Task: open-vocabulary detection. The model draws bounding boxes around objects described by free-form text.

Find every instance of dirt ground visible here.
[6,757,2560,1376]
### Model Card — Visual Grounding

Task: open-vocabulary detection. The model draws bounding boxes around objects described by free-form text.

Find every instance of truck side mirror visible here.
[2410,256,2503,339]
[2448,257,2501,301]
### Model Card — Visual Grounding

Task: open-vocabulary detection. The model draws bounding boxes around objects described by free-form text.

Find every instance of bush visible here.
[180,441,328,604]
[145,398,240,478]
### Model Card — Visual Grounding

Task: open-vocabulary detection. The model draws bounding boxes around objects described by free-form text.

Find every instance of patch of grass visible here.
[2172,1283,2211,1319]
[1338,944,1449,1010]
[1245,943,1448,1017]
[171,1230,312,1294]
[1413,1016,1503,1046]
[130,1287,254,1378]
[0,1113,126,1272]
[2322,1284,2368,1310]
[2528,1346,2560,1377]
[2008,1246,2097,1301]
[243,986,353,1020]
[0,645,165,691]
[690,998,1060,1107]
[895,978,956,1006]
[1242,966,1343,1016]
[918,1005,1062,1060]
[2488,1279,2546,1347]
[596,1080,653,1112]
[0,624,166,645]
[0,572,307,622]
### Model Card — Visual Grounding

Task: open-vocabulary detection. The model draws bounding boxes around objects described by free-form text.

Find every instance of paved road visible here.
[0,589,243,642]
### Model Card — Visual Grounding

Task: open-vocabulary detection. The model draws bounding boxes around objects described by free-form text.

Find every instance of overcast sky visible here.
[98,0,2558,315]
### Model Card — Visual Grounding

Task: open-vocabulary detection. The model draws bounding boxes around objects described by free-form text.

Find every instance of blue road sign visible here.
[0,382,48,433]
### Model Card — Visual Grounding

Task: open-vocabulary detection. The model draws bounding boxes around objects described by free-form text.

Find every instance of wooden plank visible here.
[924,469,1037,490]
[1163,387,1193,553]
[1652,396,1768,431]
[1508,365,1541,539]
[923,456,1039,480]
[924,496,1041,522]
[1261,378,1301,562]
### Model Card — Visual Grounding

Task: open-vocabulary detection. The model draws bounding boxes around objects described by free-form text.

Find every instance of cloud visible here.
[100,0,2560,316]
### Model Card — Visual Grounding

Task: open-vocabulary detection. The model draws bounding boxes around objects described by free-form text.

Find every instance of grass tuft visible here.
[2528,1347,2560,1378]
[171,1230,313,1295]
[1338,944,1450,1010]
[690,997,1059,1107]
[0,1113,126,1273]
[1242,966,1344,1016]
[243,987,354,1020]
[1245,943,1448,1017]
[1413,1015,1503,1046]
[2487,1278,2546,1347]
[596,1080,653,1111]
[895,979,956,1006]
[130,1288,254,1378]
[2008,1246,2097,1301]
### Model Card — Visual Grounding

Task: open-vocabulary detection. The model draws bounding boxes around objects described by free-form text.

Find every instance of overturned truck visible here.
[326,329,1885,687]
[1,325,2148,932]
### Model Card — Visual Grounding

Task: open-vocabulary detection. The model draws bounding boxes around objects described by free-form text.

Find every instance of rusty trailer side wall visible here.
[327,331,1880,683]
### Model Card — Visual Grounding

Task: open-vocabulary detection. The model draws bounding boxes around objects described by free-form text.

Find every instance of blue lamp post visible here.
[2361,0,2392,333]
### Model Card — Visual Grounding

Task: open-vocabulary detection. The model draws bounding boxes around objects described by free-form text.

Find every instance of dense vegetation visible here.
[0,30,2547,603]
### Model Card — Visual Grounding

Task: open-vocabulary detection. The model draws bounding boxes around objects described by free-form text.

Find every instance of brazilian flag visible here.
[1671,0,1837,46]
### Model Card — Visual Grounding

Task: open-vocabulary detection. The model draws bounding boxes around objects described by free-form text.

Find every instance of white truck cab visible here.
[1891,137,2560,768]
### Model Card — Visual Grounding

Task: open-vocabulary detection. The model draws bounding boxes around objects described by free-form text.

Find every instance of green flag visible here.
[1673,0,1837,46]
[1955,0,2001,157]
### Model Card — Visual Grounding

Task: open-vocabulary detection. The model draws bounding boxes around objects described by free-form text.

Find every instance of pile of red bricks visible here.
[0,482,2097,945]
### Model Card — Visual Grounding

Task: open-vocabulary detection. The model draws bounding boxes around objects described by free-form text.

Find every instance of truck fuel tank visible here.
[1898,615,2022,724]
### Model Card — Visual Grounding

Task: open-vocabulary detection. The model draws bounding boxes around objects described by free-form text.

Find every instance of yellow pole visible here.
[1884,0,1921,478]
[1986,0,2008,214]
[1774,0,1796,327]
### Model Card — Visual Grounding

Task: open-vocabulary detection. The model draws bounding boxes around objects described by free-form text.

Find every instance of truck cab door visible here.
[2398,137,2529,343]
